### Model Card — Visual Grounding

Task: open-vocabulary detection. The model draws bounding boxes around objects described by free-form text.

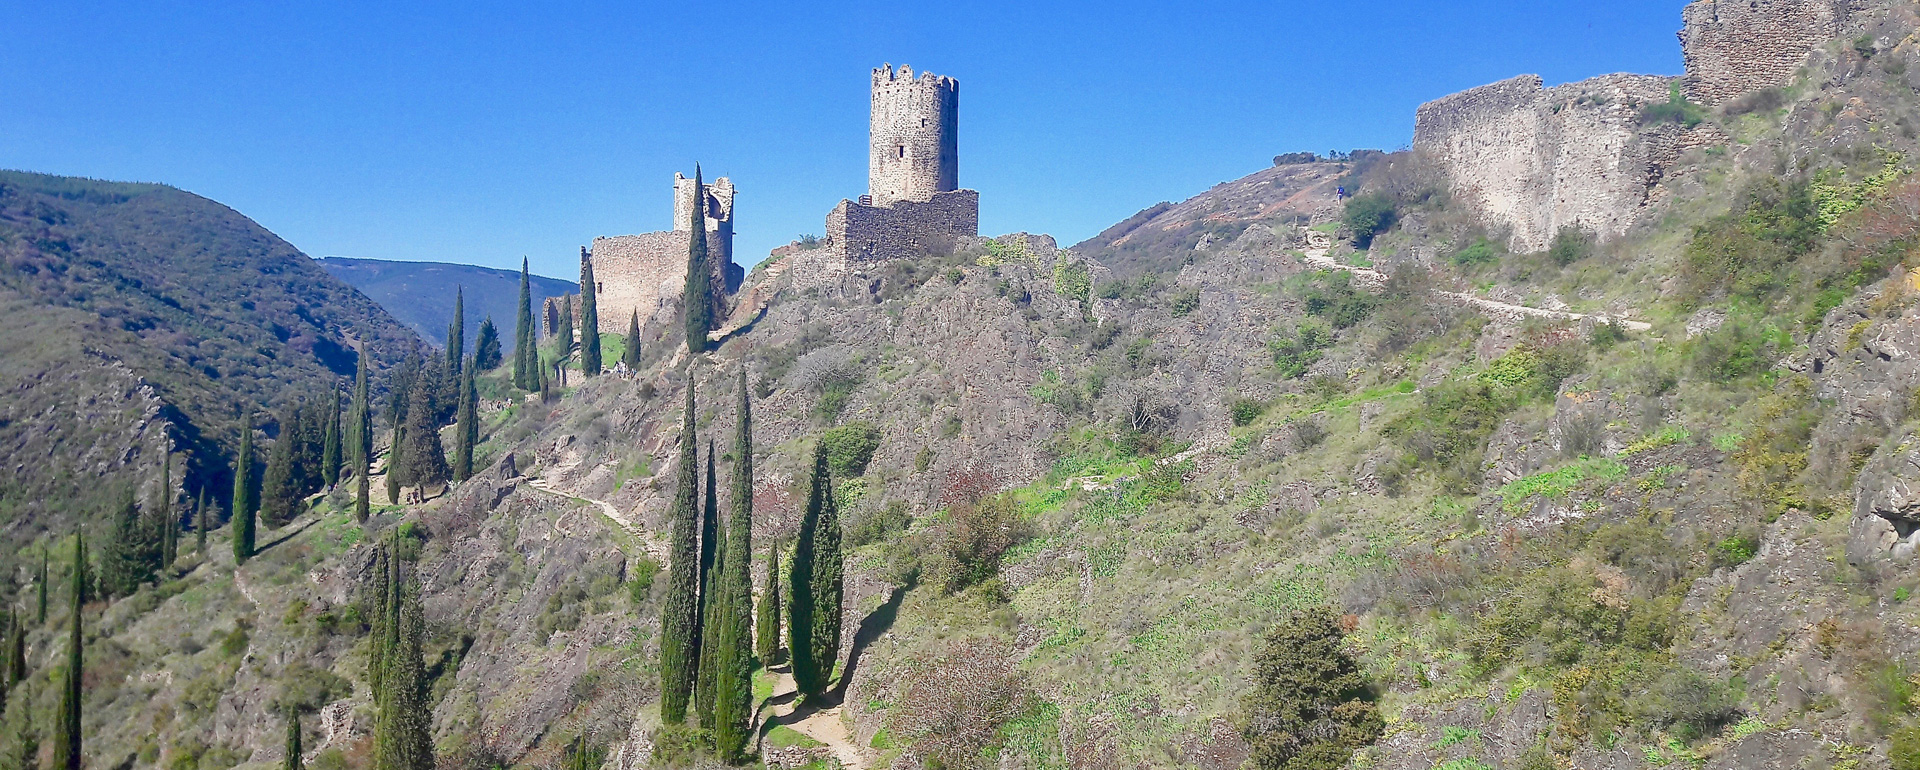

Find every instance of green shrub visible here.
[1237,605,1383,770]
[1714,535,1758,567]
[626,556,659,605]
[1230,398,1268,427]
[1297,272,1378,329]
[848,500,912,548]
[1633,668,1740,738]
[1270,324,1334,378]
[1342,193,1397,248]
[925,495,1028,594]
[1547,227,1594,266]
[1383,381,1515,491]
[1451,238,1499,267]
[1170,288,1201,317]
[1690,317,1775,382]
[1641,83,1708,128]
[1679,179,1820,302]
[1893,722,1920,770]
[821,422,883,477]
[1053,259,1093,311]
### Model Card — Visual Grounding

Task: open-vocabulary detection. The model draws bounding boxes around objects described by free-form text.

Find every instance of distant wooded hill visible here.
[0,170,419,555]
[317,256,575,352]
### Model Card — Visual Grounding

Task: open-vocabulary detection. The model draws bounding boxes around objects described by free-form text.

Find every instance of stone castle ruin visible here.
[822,64,979,262]
[1414,0,1843,253]
[547,172,742,338]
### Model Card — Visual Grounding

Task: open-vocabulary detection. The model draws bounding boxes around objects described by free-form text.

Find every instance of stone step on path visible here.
[1293,246,1651,332]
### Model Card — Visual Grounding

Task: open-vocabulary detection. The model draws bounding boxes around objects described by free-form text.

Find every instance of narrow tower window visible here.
[898,145,906,158]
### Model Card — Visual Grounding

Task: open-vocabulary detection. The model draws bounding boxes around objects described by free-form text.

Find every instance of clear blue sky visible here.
[0,1,1684,280]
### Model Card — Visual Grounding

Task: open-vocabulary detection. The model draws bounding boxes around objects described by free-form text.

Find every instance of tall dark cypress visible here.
[54,535,82,770]
[37,550,48,623]
[682,166,714,353]
[514,257,535,391]
[454,358,476,483]
[580,249,602,376]
[397,376,450,495]
[260,410,298,527]
[101,489,150,598]
[373,556,433,770]
[447,286,465,375]
[367,546,392,701]
[195,489,209,554]
[790,442,843,699]
[755,544,782,665]
[712,371,757,761]
[233,413,257,564]
[694,443,724,726]
[157,453,176,568]
[658,383,701,724]
[353,352,373,522]
[285,708,304,770]
[7,607,25,685]
[322,392,342,489]
[554,294,574,365]
[624,310,642,372]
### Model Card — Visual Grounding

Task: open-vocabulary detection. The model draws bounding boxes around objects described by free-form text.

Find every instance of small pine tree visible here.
[711,370,757,761]
[790,441,843,699]
[99,493,136,596]
[454,359,476,483]
[624,310,641,371]
[234,413,257,563]
[54,534,82,770]
[285,707,304,770]
[353,351,374,522]
[755,544,782,665]
[398,376,450,497]
[322,392,342,489]
[580,249,602,376]
[658,383,701,724]
[514,257,536,391]
[695,444,724,726]
[474,317,503,371]
[1238,605,1383,770]
[683,166,714,353]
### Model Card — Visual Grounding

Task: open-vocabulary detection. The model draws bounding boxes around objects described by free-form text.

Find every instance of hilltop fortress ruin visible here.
[822,64,980,262]
[1415,0,1844,252]
[546,172,740,337]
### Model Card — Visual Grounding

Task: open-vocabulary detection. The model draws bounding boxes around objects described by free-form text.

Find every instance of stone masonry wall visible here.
[869,64,959,206]
[584,230,731,336]
[825,189,979,263]
[1414,73,1684,253]
[1680,0,1842,106]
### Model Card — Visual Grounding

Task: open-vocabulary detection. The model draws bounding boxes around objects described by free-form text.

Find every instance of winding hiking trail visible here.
[522,461,668,563]
[763,670,869,770]
[1294,238,1652,332]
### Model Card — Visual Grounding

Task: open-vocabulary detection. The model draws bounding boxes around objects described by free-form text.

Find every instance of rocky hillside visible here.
[0,171,419,562]
[17,2,1920,770]
[317,256,576,353]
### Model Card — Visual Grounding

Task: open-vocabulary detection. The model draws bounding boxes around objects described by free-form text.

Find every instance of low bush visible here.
[1270,324,1333,378]
[1547,227,1594,266]
[1452,238,1499,267]
[1238,605,1383,770]
[1297,271,1378,329]
[1343,193,1397,248]
[925,494,1028,594]
[1230,398,1268,427]
[820,422,882,477]
[1641,83,1708,128]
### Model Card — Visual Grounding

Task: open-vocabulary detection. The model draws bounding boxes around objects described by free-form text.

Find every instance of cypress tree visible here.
[554,294,574,365]
[260,410,298,527]
[695,443,724,727]
[790,442,843,699]
[322,392,342,489]
[454,358,476,483]
[37,550,48,624]
[386,418,404,505]
[755,544,782,665]
[474,317,502,372]
[156,453,176,569]
[580,249,601,376]
[683,166,713,353]
[285,707,304,770]
[0,613,10,706]
[398,376,450,497]
[196,488,209,554]
[711,371,757,761]
[353,351,373,522]
[447,287,465,375]
[372,557,433,770]
[367,545,392,702]
[234,413,257,563]
[514,258,535,391]
[658,383,701,724]
[7,607,25,686]
[624,310,642,371]
[54,534,82,770]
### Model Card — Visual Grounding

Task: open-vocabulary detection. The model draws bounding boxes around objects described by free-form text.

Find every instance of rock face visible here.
[1853,437,1920,560]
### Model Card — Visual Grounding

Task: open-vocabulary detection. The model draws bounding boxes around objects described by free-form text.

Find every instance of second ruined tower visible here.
[868,64,959,206]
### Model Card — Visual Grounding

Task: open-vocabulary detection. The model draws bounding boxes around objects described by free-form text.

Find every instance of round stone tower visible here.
[868,64,958,207]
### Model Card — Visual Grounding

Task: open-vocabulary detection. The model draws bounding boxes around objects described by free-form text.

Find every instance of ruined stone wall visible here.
[825,189,979,263]
[585,231,729,335]
[1414,73,1698,252]
[1680,0,1842,106]
[541,294,580,339]
[869,64,959,206]
[671,174,735,267]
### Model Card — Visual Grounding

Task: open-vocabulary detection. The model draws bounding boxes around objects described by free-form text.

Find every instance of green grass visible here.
[1496,457,1627,512]
[766,725,824,749]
